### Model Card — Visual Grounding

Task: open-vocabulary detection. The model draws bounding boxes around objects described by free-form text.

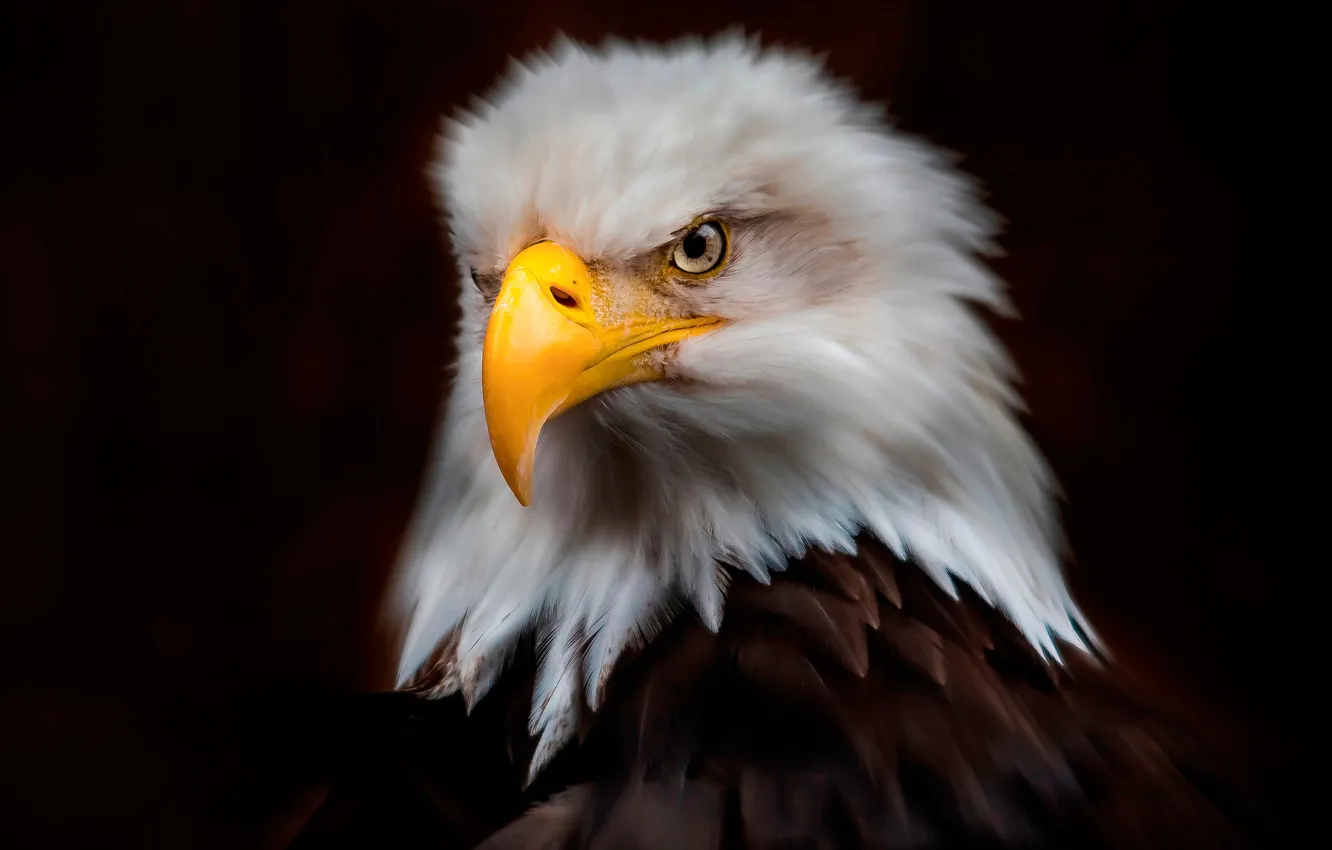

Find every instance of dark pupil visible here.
[682,229,708,260]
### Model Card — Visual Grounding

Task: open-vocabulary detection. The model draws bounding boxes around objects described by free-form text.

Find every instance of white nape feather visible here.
[392,33,1096,780]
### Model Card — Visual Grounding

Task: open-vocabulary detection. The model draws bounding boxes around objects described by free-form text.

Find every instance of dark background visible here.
[2,1,1317,847]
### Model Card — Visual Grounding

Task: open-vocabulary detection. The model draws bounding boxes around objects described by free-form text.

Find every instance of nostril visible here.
[549,286,578,308]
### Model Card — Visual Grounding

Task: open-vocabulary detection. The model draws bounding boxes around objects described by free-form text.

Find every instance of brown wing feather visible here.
[858,542,904,609]
[288,539,1275,849]
[473,787,590,850]
[730,579,873,678]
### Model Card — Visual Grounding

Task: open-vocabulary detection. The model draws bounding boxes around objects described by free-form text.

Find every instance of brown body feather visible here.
[288,541,1271,849]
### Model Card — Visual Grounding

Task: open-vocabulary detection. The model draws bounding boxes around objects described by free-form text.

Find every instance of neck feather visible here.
[392,335,1093,782]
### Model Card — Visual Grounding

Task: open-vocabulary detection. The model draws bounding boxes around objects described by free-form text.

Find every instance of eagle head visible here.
[394,33,1091,779]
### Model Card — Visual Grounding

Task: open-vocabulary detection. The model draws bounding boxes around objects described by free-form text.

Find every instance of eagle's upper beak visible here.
[481,242,723,506]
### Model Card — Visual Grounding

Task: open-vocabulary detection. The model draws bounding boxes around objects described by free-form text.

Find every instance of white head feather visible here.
[393,33,1094,780]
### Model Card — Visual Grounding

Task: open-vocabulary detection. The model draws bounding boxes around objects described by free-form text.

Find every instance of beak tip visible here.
[501,469,533,507]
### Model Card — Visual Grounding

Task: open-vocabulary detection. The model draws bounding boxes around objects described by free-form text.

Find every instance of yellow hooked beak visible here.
[482,241,723,506]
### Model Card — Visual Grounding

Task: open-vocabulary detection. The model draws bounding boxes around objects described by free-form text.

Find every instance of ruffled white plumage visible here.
[392,32,1095,780]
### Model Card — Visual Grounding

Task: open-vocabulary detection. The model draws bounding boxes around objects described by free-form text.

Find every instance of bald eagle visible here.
[289,34,1257,850]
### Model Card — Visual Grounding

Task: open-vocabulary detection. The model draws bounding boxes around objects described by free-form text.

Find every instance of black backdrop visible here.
[2,1,1316,846]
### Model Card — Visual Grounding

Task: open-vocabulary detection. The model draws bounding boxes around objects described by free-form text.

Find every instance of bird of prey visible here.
[289,34,1258,850]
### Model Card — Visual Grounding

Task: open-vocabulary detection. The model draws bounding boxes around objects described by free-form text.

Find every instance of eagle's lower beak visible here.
[482,241,722,506]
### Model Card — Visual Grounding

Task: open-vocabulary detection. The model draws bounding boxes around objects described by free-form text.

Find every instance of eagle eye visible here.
[670,221,727,275]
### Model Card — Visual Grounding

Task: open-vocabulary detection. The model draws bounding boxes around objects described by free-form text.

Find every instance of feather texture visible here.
[393,36,1094,761]
[319,32,1272,850]
[289,547,1268,849]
